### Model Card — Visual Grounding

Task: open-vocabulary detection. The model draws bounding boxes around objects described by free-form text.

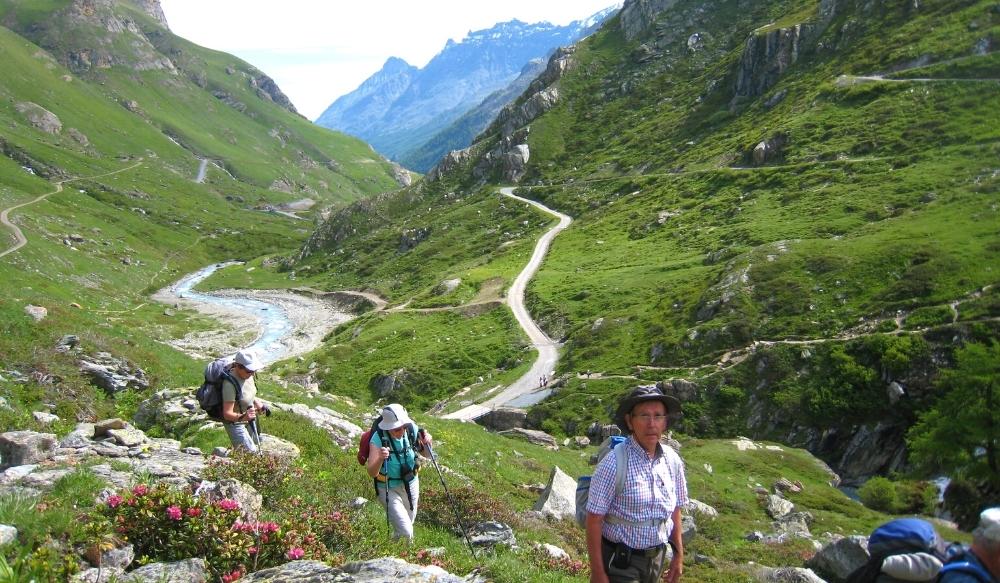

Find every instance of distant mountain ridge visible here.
[315,6,619,172]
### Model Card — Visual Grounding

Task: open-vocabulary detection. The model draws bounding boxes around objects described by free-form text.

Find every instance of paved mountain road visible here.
[443,187,572,421]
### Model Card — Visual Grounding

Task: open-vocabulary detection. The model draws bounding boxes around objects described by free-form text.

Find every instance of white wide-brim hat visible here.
[378,403,413,431]
[234,349,264,372]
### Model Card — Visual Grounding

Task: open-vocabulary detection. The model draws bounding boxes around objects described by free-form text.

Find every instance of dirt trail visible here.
[0,159,144,260]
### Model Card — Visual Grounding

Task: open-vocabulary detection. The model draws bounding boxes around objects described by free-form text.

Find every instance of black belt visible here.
[602,537,665,557]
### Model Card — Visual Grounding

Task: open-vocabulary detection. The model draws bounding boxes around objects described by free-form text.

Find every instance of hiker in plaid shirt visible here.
[586,386,688,583]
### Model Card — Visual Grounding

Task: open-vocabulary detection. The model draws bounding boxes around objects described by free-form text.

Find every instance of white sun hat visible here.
[378,403,413,431]
[234,349,264,372]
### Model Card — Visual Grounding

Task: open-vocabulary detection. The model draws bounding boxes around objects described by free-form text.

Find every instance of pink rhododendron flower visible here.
[216,498,240,511]
[166,505,182,521]
[106,495,123,508]
[185,507,202,517]
[248,546,258,555]
[131,484,148,496]
[286,547,305,560]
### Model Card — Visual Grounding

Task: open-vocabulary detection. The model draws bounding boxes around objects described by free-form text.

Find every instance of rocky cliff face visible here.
[619,0,681,41]
[733,24,810,99]
[427,47,578,184]
[129,0,170,29]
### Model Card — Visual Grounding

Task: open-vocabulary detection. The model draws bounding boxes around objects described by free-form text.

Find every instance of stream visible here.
[156,262,351,366]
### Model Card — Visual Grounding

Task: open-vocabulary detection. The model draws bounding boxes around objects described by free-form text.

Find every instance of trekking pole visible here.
[248,409,262,454]
[424,443,477,558]
[382,458,391,537]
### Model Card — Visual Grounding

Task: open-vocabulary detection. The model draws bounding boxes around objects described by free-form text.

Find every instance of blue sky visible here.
[159,0,620,120]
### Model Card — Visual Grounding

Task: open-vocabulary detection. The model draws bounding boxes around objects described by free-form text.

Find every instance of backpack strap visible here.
[604,442,668,530]
[220,370,244,414]
[939,560,993,582]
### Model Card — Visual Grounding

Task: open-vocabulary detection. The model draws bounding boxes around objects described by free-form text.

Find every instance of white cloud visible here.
[159,0,618,120]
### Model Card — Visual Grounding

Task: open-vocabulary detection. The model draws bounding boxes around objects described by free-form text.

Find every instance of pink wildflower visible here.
[286,547,305,560]
[166,505,182,521]
[106,495,123,508]
[248,546,258,555]
[217,498,240,511]
[185,507,202,517]
[131,484,148,496]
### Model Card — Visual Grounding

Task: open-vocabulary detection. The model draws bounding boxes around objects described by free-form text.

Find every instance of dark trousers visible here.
[601,537,669,583]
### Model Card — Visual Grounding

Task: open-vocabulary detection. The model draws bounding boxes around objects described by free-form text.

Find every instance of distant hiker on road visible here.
[221,349,266,453]
[586,385,688,583]
[938,507,1000,583]
[366,403,432,541]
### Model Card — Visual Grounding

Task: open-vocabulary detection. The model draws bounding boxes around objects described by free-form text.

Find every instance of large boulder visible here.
[477,407,527,432]
[241,558,475,582]
[498,428,557,449]
[531,466,577,520]
[0,431,57,469]
[807,535,868,582]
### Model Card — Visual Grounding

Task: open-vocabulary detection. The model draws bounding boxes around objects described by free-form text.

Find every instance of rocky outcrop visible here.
[428,47,576,184]
[129,0,169,29]
[15,102,62,134]
[734,24,808,99]
[426,148,474,182]
[250,72,300,116]
[620,0,681,41]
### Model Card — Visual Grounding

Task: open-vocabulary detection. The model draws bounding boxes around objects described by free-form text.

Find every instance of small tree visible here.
[907,341,999,483]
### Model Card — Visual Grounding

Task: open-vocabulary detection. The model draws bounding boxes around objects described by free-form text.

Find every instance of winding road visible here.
[443,187,572,421]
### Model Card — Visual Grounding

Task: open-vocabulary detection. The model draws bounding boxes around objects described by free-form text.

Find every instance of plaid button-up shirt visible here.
[586,435,688,550]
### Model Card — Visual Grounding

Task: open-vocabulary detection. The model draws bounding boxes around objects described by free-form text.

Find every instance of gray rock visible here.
[766,494,795,519]
[15,102,62,134]
[469,521,516,549]
[497,428,557,448]
[23,304,47,321]
[194,478,262,522]
[477,407,527,432]
[531,465,577,520]
[121,558,209,582]
[72,566,125,583]
[0,431,58,468]
[756,566,827,582]
[807,535,868,582]
[685,498,719,519]
[32,411,60,425]
[0,524,16,545]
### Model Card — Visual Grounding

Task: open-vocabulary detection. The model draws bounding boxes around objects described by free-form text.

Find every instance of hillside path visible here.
[0,159,144,260]
[443,187,572,421]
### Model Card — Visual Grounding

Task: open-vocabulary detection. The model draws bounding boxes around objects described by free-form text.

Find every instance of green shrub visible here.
[203,450,305,507]
[420,485,514,531]
[858,476,896,512]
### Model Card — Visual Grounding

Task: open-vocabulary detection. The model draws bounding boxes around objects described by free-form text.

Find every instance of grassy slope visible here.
[0,2,401,430]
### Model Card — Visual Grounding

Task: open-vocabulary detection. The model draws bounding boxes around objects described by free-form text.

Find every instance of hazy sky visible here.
[159,1,620,121]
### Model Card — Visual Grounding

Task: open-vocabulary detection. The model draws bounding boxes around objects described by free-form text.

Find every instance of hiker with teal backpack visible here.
[938,507,1000,583]
[364,404,432,541]
[585,386,688,583]
[220,350,267,453]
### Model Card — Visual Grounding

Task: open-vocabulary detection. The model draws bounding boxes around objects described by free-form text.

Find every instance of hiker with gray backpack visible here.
[199,349,268,453]
[584,386,688,583]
